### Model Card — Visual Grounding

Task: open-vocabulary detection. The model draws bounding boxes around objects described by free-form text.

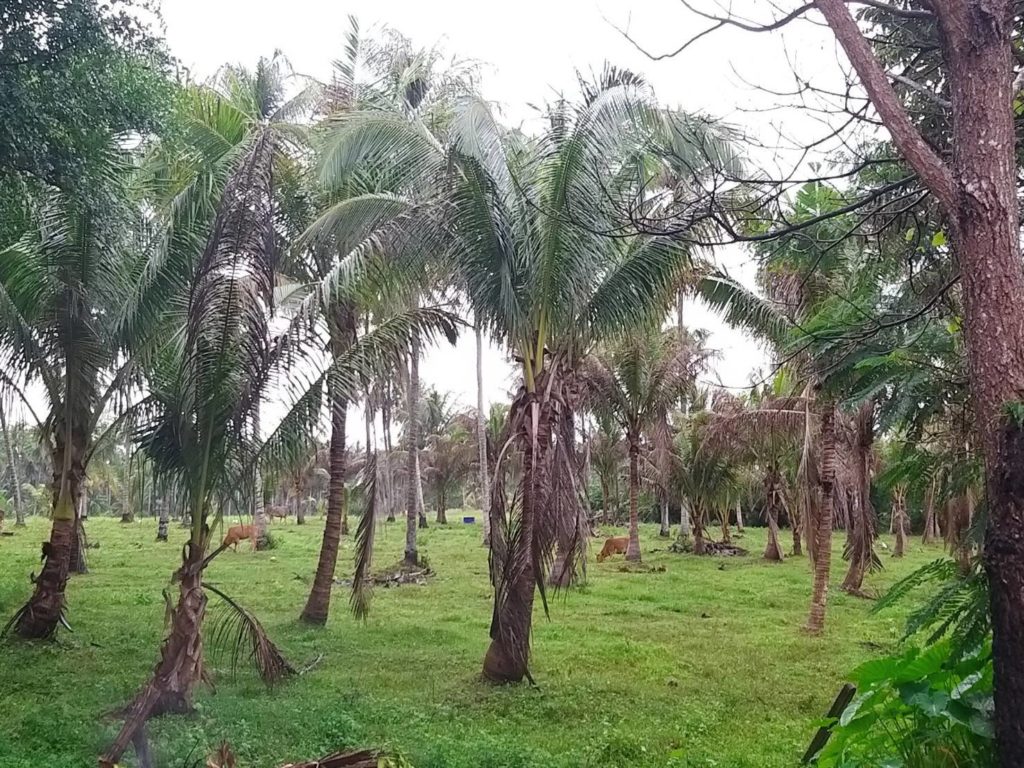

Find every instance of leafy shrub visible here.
[816,640,993,768]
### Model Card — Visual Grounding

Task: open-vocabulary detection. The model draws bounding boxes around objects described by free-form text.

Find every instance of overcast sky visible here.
[160,0,848,420]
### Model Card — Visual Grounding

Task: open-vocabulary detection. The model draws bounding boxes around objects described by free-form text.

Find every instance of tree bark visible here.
[659,497,670,537]
[735,499,744,533]
[404,331,422,565]
[625,441,641,562]
[815,1,1024,755]
[476,323,491,546]
[806,402,835,634]
[300,397,347,625]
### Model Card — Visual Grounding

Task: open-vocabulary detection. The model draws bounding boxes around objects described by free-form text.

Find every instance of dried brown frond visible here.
[204,583,295,686]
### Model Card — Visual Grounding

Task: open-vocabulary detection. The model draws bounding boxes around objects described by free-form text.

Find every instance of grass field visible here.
[0,515,939,768]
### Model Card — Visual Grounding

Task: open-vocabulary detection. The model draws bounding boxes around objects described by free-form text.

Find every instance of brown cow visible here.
[596,536,629,562]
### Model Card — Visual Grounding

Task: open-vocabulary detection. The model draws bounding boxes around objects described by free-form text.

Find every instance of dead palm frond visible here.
[204,582,295,686]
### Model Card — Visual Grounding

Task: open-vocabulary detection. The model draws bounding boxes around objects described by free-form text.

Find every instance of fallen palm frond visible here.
[204,582,295,686]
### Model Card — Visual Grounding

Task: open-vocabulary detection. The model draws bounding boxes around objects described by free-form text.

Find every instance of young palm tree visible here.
[583,326,709,562]
[674,409,738,555]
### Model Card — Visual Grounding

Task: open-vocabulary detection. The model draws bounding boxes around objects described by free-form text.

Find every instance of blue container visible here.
[462,516,476,524]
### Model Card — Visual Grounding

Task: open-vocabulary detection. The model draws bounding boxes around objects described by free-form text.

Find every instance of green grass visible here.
[0,515,939,767]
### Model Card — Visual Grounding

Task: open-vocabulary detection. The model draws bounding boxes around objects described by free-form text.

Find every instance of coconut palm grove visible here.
[1,1,1022,766]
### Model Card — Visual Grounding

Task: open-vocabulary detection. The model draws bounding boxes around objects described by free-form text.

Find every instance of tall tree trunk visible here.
[483,394,549,683]
[693,505,706,555]
[735,499,744,533]
[476,323,490,545]
[252,407,268,549]
[922,478,937,545]
[300,397,347,625]
[679,500,692,542]
[436,489,447,524]
[600,475,611,525]
[720,505,732,544]
[842,403,876,595]
[659,496,670,537]
[69,488,88,575]
[156,494,169,542]
[625,441,641,562]
[404,332,422,565]
[816,2,1024,758]
[416,450,427,530]
[764,470,784,561]
[102,542,206,765]
[0,399,23,525]
[293,482,305,525]
[806,402,835,634]
[893,486,907,558]
[382,395,395,523]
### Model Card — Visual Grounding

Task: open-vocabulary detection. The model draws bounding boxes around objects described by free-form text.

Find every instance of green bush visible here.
[816,640,993,768]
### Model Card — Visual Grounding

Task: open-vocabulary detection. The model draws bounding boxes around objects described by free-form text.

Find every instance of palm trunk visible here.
[922,478,937,544]
[416,449,427,530]
[625,441,641,562]
[806,403,835,634]
[103,542,206,765]
[720,506,731,544]
[300,397,347,625]
[735,499,744,533]
[693,505,706,555]
[659,496,670,537]
[476,323,490,546]
[600,475,611,525]
[790,502,803,556]
[764,471,784,561]
[1,401,23,525]
[893,486,907,558]
[382,396,396,523]
[70,489,88,575]
[252,410,268,549]
[17,427,89,636]
[156,494,169,542]
[679,501,692,542]
[483,392,549,683]
[842,406,876,594]
[404,331,421,565]
[436,488,447,524]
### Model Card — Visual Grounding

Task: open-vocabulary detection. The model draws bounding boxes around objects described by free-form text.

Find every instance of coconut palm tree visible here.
[0,178,154,637]
[582,325,709,562]
[323,61,733,680]
[673,407,739,555]
[588,412,626,524]
[102,74,457,765]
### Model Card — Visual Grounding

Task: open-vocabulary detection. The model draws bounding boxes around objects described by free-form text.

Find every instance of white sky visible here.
[160,0,849,419]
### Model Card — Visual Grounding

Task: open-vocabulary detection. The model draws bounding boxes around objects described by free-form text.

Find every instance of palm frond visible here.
[204,582,295,685]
